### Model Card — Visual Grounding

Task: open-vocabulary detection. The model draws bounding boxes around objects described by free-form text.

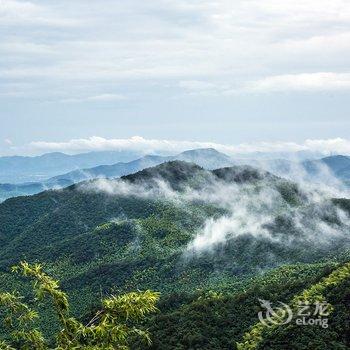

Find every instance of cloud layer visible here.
[2,0,350,101]
[24,136,350,156]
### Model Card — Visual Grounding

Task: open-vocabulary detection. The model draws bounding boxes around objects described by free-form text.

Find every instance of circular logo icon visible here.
[258,299,293,327]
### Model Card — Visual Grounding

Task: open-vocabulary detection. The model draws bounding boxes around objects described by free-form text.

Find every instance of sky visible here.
[1,0,350,156]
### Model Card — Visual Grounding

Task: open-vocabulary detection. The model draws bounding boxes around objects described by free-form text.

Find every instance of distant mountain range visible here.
[251,155,350,188]
[0,150,145,183]
[0,148,234,201]
[50,148,233,183]
[304,155,350,181]
[1,148,350,202]
[0,149,324,184]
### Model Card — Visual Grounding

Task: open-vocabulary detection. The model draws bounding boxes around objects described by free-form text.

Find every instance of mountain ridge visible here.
[0,150,146,183]
[1,160,350,348]
[0,148,234,201]
[2,150,350,202]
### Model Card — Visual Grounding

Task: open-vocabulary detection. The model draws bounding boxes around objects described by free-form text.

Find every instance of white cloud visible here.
[0,41,54,55]
[87,94,126,101]
[280,32,350,54]
[178,72,350,95]
[305,138,350,154]
[178,80,222,91]
[245,72,350,92]
[27,136,350,156]
[0,0,80,26]
[61,93,127,103]
[2,0,350,100]
[178,80,232,96]
[0,0,39,22]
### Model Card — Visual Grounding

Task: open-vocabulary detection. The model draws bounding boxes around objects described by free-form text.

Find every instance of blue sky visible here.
[1,0,350,156]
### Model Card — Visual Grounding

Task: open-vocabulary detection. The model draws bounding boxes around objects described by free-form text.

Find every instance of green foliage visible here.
[134,262,336,349]
[1,163,350,349]
[236,261,350,350]
[0,262,159,350]
[0,340,16,350]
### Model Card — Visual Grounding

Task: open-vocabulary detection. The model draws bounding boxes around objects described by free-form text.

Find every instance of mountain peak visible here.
[178,148,229,158]
[122,160,205,187]
[174,148,233,170]
[213,165,276,183]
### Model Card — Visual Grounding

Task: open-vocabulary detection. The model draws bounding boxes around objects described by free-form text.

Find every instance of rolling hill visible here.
[0,148,234,201]
[0,161,350,348]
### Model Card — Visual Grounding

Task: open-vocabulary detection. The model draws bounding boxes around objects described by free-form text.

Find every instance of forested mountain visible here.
[0,161,350,348]
[0,148,234,201]
[3,149,350,203]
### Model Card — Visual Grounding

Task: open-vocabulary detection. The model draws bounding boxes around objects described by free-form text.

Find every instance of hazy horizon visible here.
[1,135,350,158]
[1,0,350,156]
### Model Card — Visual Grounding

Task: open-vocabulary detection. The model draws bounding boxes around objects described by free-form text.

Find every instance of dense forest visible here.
[1,161,350,349]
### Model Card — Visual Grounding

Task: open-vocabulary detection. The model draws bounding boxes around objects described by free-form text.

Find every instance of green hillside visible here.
[0,161,350,348]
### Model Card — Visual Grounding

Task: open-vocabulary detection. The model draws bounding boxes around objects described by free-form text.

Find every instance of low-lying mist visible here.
[248,157,350,198]
[79,163,350,267]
